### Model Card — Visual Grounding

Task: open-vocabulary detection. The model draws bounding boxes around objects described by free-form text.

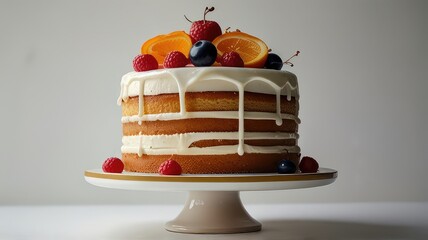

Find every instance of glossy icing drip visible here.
[121,112,300,124]
[118,67,299,156]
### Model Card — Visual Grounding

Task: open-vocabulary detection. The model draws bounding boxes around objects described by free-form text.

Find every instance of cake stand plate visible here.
[85,168,337,234]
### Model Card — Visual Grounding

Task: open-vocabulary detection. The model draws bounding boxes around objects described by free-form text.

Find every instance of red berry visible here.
[163,51,189,68]
[102,157,124,173]
[187,7,222,43]
[158,159,182,175]
[299,156,319,173]
[133,54,158,72]
[219,51,244,67]
[190,20,222,43]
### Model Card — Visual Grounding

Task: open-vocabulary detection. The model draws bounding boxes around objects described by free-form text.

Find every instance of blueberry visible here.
[277,159,296,174]
[265,53,283,70]
[189,40,217,67]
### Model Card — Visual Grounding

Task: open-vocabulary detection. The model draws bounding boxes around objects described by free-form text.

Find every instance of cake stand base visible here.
[165,191,260,233]
[84,168,337,234]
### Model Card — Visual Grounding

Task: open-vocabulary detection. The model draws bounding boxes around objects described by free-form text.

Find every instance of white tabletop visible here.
[1,202,427,239]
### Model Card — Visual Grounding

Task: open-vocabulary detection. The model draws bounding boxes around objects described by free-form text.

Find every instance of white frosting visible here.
[118,67,299,99]
[118,67,300,156]
[121,112,300,123]
[122,144,300,156]
[122,132,299,156]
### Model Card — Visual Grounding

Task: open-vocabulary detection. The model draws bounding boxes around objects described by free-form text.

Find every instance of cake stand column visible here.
[165,191,261,234]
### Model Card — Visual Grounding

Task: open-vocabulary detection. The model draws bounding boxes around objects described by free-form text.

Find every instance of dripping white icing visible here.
[118,67,299,156]
[121,112,301,123]
[123,144,301,156]
[122,132,299,156]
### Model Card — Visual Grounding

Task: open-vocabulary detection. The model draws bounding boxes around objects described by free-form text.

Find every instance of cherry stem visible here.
[184,14,193,23]
[284,51,300,67]
[203,7,215,23]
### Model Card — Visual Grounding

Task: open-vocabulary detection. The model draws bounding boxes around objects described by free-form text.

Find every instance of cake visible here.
[107,6,310,174]
[118,67,300,174]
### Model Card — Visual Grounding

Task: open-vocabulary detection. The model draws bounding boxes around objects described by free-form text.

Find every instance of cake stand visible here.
[84,168,337,234]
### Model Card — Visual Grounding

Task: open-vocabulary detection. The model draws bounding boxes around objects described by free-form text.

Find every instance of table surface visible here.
[1,202,428,240]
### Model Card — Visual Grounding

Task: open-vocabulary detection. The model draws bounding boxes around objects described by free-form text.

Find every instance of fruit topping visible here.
[212,31,269,68]
[141,31,192,63]
[158,159,183,175]
[219,51,244,67]
[133,54,158,72]
[163,51,189,68]
[132,8,296,70]
[189,40,217,66]
[186,7,222,43]
[265,53,283,70]
[299,156,319,173]
[277,159,297,174]
[102,157,124,173]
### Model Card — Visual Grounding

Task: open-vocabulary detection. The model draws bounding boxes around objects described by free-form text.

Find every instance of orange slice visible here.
[212,31,269,68]
[141,31,193,64]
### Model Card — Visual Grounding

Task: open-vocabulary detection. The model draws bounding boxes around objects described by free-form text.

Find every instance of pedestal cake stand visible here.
[84,168,337,234]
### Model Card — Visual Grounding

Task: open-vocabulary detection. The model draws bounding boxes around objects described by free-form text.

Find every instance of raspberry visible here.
[190,20,222,43]
[187,7,222,43]
[158,159,182,175]
[133,54,158,72]
[163,51,189,68]
[102,157,124,173]
[299,156,319,173]
[219,51,244,67]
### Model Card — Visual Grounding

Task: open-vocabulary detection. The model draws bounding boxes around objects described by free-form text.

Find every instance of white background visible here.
[1,0,427,205]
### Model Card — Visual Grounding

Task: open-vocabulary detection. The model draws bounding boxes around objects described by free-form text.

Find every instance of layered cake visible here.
[103,7,312,174]
[118,67,300,173]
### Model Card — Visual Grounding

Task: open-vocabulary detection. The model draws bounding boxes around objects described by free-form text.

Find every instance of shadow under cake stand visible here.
[84,168,337,234]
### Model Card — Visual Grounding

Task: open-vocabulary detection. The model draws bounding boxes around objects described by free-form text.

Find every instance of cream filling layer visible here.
[121,112,301,124]
[122,145,300,156]
[121,132,299,156]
